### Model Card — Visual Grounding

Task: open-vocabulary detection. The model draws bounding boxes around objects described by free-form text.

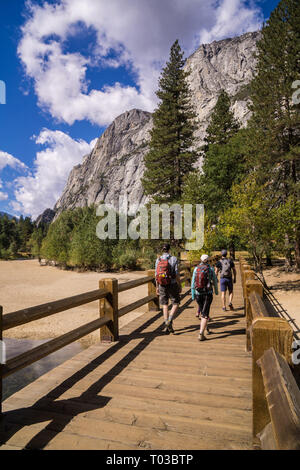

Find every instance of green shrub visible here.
[112,243,139,270]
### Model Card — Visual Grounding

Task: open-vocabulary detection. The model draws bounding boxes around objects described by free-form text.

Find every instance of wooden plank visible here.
[0,414,250,450]
[2,399,251,435]
[3,288,108,331]
[1,401,251,449]
[257,348,300,450]
[2,315,111,378]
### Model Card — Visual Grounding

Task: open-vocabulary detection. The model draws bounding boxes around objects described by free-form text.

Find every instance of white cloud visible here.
[0,151,26,172]
[0,192,8,201]
[13,129,96,219]
[18,0,263,126]
[199,0,263,44]
[0,151,26,206]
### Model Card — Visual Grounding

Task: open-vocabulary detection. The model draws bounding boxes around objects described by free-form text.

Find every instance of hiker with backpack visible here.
[191,254,218,342]
[155,243,181,334]
[215,249,236,311]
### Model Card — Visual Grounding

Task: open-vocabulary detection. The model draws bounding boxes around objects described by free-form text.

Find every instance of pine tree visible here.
[203,90,239,151]
[247,0,300,269]
[142,40,198,203]
[185,90,242,222]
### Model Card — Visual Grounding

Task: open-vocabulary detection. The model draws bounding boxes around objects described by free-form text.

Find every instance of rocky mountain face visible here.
[186,31,260,142]
[51,31,260,220]
[36,208,56,226]
[54,109,152,216]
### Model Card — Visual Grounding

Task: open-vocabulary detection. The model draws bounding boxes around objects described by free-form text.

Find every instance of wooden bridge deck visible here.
[0,271,252,450]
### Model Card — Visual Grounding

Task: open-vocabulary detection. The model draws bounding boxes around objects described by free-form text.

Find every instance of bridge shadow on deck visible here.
[1,293,196,449]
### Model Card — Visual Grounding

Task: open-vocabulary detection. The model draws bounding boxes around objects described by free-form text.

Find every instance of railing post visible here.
[99,278,119,342]
[241,266,251,296]
[245,279,262,352]
[251,317,293,447]
[147,270,159,312]
[240,263,251,310]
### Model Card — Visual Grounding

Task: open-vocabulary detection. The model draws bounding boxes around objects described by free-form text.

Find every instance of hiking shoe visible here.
[168,321,175,334]
[222,307,226,312]
[229,303,234,311]
[206,327,211,335]
[198,333,206,342]
[162,324,170,334]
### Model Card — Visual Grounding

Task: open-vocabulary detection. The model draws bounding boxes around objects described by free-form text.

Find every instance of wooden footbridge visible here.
[0,261,299,450]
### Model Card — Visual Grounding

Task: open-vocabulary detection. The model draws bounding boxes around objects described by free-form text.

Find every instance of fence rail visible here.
[0,263,193,416]
[240,258,299,450]
[2,288,109,331]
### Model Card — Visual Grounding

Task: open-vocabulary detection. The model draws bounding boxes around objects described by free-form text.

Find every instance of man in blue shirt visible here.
[191,254,218,341]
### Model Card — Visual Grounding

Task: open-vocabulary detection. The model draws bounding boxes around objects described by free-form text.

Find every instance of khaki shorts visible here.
[158,283,180,306]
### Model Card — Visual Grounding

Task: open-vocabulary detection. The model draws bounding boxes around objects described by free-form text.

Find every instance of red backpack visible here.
[156,257,173,286]
[195,264,211,291]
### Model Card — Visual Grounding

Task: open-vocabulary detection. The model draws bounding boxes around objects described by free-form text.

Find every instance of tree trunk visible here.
[229,241,235,261]
[295,223,300,272]
[265,249,273,267]
[284,233,293,272]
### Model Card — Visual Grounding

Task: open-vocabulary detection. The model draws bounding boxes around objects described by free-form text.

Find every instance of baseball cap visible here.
[201,254,209,263]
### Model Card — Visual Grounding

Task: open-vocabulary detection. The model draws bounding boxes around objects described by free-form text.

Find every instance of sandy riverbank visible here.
[0,260,153,347]
[261,262,300,335]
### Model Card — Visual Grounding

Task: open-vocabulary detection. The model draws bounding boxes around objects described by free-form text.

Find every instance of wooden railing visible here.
[0,264,192,416]
[240,258,300,449]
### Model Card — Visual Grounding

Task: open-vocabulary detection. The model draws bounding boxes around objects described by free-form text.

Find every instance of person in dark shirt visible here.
[155,243,181,334]
[215,249,236,311]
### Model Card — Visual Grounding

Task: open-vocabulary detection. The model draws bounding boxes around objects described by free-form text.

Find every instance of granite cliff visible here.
[50,31,260,220]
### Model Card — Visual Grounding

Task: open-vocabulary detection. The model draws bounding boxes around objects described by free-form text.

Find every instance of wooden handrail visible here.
[257,348,300,450]
[239,256,296,449]
[3,288,109,331]
[2,315,111,379]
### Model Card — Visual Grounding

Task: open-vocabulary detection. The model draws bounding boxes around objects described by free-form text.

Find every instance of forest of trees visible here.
[0,213,50,261]
[2,0,299,273]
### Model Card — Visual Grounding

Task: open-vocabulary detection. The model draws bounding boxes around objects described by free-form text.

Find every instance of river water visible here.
[2,338,84,401]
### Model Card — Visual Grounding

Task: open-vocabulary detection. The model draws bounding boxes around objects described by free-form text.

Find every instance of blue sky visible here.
[0,0,281,219]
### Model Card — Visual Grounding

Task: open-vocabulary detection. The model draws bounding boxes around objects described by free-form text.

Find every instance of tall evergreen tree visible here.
[247,0,300,269]
[203,89,239,151]
[142,40,198,203]
[182,89,242,222]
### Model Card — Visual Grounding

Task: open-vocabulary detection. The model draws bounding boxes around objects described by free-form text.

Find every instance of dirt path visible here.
[0,260,153,347]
